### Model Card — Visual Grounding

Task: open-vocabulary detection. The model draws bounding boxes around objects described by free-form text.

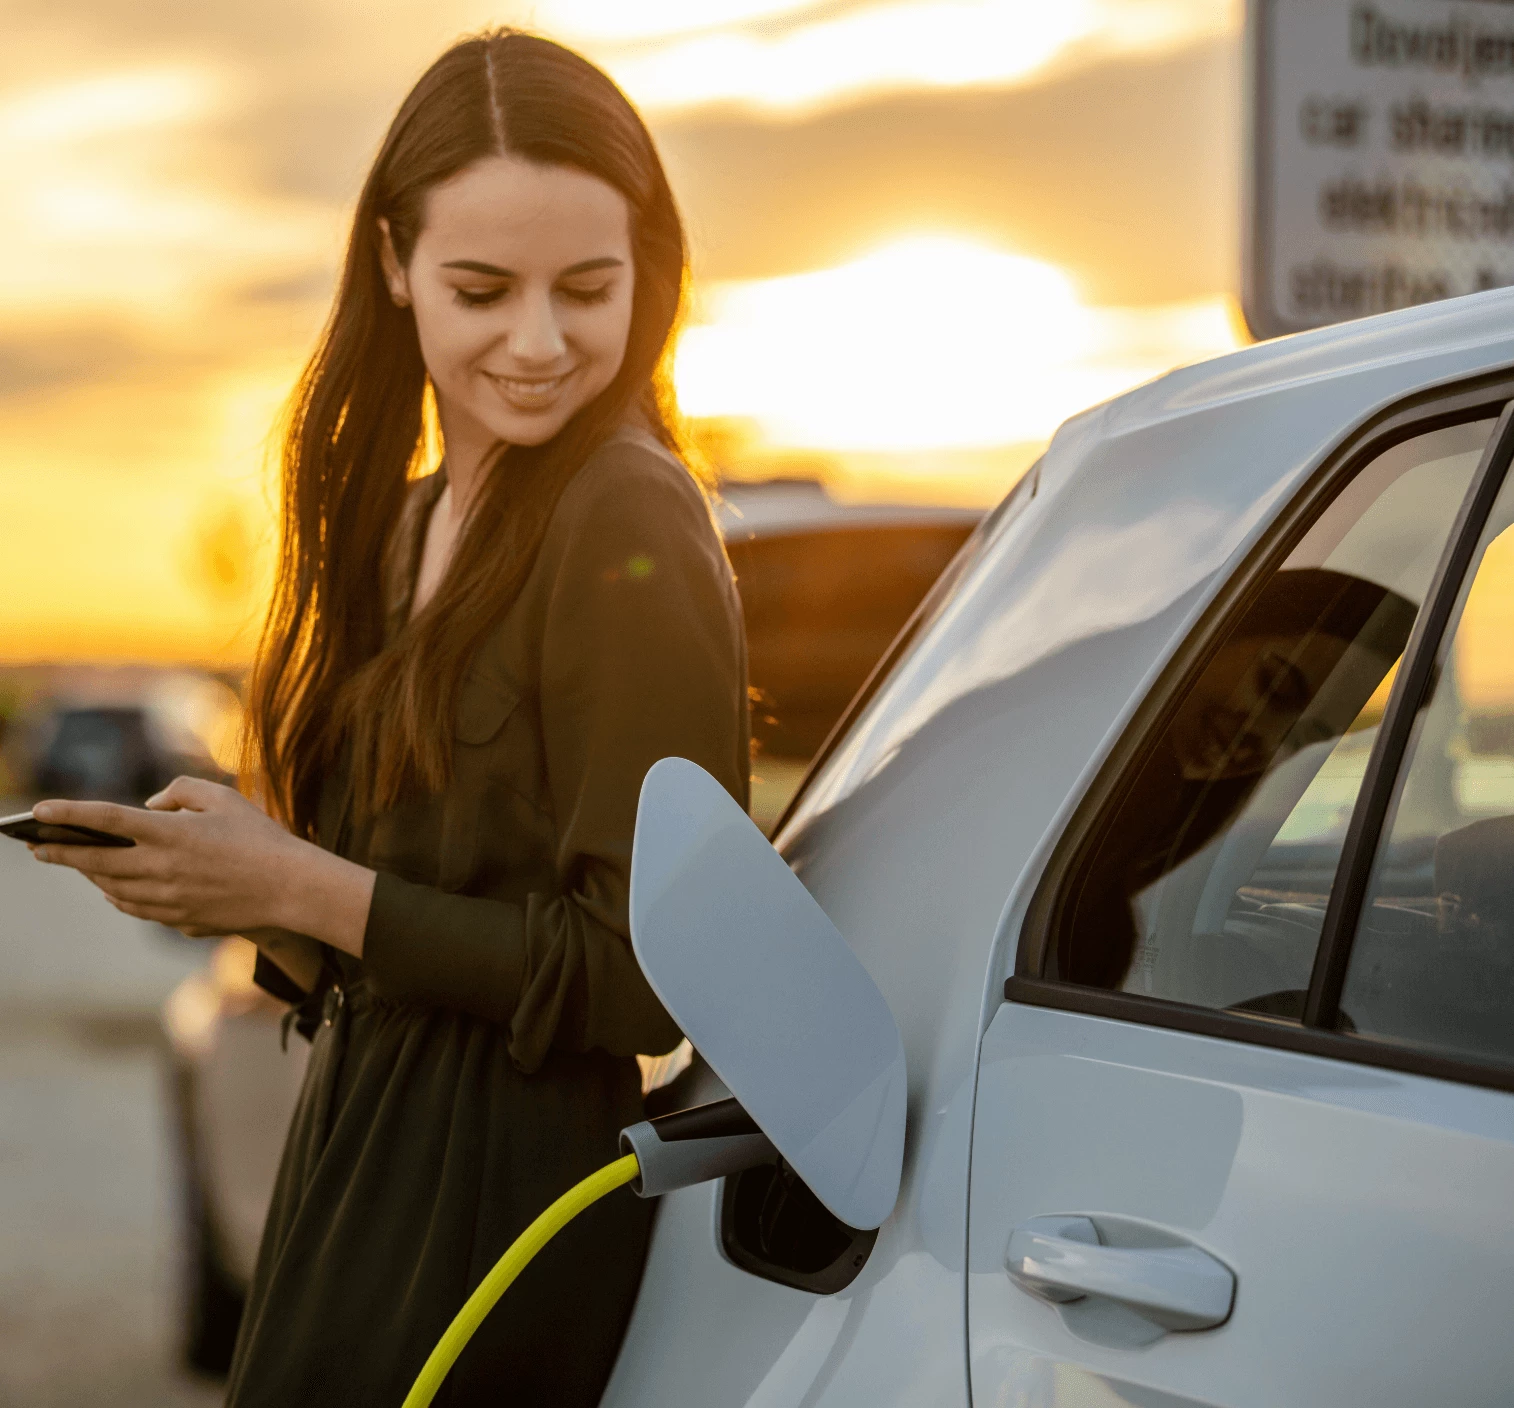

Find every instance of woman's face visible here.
[381,154,636,451]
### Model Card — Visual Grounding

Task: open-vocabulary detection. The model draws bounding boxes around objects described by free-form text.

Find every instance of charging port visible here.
[720,1156,877,1294]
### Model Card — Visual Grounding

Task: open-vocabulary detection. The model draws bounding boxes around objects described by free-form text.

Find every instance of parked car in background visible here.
[36,704,227,802]
[162,478,982,1373]
[716,479,981,829]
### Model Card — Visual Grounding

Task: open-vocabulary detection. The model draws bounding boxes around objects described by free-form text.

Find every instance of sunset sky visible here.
[1,0,1246,662]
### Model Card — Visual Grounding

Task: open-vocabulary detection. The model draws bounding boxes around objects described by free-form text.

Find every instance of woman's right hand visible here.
[33,776,376,957]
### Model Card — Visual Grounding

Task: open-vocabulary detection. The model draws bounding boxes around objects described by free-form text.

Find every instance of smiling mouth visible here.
[486,369,577,409]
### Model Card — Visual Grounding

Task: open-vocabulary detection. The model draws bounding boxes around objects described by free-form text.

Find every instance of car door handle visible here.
[1005,1216,1235,1331]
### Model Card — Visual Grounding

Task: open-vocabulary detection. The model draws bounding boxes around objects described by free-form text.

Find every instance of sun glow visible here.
[565,0,1240,114]
[0,67,330,319]
[603,1,1099,112]
[0,69,211,144]
[537,0,821,43]
[674,236,1241,452]
[0,3,1242,664]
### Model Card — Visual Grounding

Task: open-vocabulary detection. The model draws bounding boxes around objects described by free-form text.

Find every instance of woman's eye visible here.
[453,287,505,308]
[560,284,613,306]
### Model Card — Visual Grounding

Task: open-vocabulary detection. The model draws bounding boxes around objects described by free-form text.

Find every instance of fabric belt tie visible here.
[281,979,346,1050]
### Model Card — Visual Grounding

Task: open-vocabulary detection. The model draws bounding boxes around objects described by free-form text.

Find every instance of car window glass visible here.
[1048,419,1494,1019]
[1340,466,1514,1064]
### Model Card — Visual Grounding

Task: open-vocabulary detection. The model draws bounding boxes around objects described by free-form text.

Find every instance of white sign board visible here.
[1245,0,1514,339]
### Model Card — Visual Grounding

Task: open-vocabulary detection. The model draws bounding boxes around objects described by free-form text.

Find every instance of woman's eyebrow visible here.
[440,257,625,277]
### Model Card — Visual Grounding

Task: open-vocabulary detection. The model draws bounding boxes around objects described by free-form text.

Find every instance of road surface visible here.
[0,811,222,1406]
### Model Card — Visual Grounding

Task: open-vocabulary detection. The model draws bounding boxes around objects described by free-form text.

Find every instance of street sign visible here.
[1245,0,1514,340]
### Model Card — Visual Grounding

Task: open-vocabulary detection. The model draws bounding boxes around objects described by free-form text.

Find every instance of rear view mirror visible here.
[629,757,906,1232]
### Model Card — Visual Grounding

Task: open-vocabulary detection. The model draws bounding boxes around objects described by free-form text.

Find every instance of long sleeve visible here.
[360,444,749,1072]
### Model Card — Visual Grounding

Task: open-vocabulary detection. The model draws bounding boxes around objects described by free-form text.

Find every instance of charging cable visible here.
[402,1098,774,1408]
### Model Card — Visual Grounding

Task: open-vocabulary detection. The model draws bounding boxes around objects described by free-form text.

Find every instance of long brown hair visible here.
[246,30,692,837]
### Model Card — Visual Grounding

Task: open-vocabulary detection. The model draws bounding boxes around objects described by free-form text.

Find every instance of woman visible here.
[30,30,749,1406]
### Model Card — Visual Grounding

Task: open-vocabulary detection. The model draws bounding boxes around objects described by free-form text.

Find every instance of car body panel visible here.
[968,1003,1514,1406]
[603,289,1514,1403]
[162,946,309,1285]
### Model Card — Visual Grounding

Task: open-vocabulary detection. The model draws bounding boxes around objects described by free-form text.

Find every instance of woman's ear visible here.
[376,218,412,308]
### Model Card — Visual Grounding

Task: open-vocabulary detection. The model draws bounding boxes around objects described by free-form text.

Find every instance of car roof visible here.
[1075,282,1514,442]
[713,477,982,542]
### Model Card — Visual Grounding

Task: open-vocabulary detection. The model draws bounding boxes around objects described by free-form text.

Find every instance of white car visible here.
[601,287,1514,1407]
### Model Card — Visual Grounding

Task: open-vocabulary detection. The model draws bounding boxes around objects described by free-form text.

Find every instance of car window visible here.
[1339,465,1514,1064]
[1046,418,1495,1017]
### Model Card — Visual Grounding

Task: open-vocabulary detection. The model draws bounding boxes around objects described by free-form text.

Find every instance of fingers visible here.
[48,854,205,928]
[89,869,192,918]
[103,894,181,924]
[32,798,164,843]
[33,843,159,879]
[100,892,224,938]
[91,874,177,906]
[35,776,270,938]
[145,775,228,812]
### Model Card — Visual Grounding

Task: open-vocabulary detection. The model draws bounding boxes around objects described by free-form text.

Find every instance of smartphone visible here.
[0,811,136,848]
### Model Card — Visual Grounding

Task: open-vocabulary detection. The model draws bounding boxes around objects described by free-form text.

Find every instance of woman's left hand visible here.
[30,777,367,945]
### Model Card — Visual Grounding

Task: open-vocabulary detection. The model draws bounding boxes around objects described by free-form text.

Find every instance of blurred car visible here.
[161,478,981,1373]
[35,705,223,802]
[716,479,982,829]
[162,940,308,1371]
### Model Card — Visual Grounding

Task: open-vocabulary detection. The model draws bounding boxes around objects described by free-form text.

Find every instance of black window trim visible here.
[1305,399,1514,1026]
[1003,975,1514,1094]
[1012,367,1514,1097]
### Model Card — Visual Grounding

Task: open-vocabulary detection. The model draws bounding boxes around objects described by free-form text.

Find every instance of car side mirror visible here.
[628,757,906,1232]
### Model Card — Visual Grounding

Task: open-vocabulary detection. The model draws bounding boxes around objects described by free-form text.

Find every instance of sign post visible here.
[1245,0,1514,340]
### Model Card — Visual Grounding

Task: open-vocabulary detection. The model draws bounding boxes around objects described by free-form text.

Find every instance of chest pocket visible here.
[456,670,520,746]
[439,668,536,891]
[362,671,528,892]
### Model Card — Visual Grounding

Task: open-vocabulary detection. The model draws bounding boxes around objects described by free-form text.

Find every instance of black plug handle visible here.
[648,1097,761,1142]
[620,1097,775,1199]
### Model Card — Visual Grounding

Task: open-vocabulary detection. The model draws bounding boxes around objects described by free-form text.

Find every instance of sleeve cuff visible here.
[362,869,528,1024]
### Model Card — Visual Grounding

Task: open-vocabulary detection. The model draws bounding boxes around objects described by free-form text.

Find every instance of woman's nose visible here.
[508,290,567,364]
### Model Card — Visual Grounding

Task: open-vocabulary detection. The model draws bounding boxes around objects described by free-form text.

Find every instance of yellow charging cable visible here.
[401,1151,641,1408]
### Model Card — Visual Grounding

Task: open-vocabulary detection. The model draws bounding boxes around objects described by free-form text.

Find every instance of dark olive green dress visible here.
[225,431,750,1407]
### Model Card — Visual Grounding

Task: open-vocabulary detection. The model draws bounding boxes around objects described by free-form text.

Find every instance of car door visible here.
[967,400,1514,1405]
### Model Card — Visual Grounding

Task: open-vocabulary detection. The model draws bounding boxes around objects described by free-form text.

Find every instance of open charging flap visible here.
[628,757,906,1232]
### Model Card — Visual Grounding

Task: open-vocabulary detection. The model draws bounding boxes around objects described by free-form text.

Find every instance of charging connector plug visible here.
[620,1097,775,1199]
[403,1100,775,1407]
